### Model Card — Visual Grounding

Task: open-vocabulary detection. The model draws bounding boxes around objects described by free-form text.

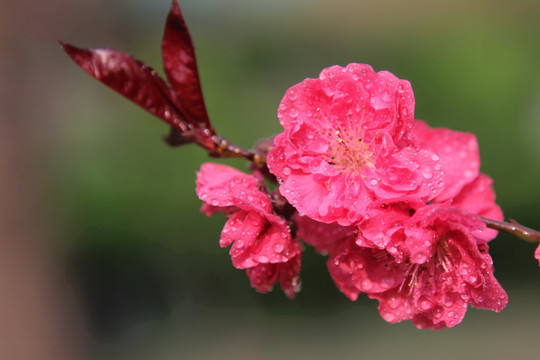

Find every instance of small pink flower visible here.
[535,245,540,267]
[267,64,444,226]
[196,162,300,277]
[328,206,508,329]
[246,253,302,299]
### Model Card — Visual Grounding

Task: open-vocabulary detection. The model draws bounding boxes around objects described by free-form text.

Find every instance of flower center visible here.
[398,240,453,296]
[322,125,372,173]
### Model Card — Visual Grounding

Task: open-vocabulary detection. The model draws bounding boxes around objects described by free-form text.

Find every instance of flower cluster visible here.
[197,64,508,329]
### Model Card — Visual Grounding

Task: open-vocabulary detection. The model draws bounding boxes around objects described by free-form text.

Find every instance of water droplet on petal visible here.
[289,108,298,118]
[418,297,433,311]
[422,167,433,179]
[258,255,268,263]
[382,312,395,322]
[387,296,400,309]
[431,153,440,161]
[381,276,396,289]
[443,293,455,307]
[287,89,298,101]
[361,279,373,291]
[414,252,427,263]
[273,243,284,253]
[283,167,292,176]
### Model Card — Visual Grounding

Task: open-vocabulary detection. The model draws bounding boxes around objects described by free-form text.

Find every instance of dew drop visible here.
[361,279,373,291]
[283,166,292,176]
[414,252,427,263]
[383,312,395,322]
[387,296,400,309]
[418,297,433,311]
[381,276,396,289]
[289,108,298,118]
[273,243,284,253]
[287,89,298,101]
[236,240,244,249]
[431,153,440,161]
[258,255,268,263]
[421,168,433,179]
[443,293,455,307]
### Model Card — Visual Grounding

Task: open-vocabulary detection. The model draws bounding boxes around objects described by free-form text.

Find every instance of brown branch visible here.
[482,217,540,244]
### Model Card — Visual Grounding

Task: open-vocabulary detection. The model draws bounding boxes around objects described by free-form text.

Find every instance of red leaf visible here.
[162,0,212,132]
[61,42,196,136]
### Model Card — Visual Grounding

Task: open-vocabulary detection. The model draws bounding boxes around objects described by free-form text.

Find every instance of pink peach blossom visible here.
[328,206,507,329]
[267,64,444,226]
[196,163,301,296]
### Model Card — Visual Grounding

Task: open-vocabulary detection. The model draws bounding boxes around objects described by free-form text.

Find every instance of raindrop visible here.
[421,168,433,179]
[289,108,299,118]
[443,293,454,307]
[287,90,298,101]
[418,297,433,311]
[361,279,373,291]
[380,276,396,289]
[283,167,292,176]
[431,153,440,161]
[414,252,427,263]
[273,243,284,253]
[258,255,269,263]
[383,312,395,322]
[387,296,400,309]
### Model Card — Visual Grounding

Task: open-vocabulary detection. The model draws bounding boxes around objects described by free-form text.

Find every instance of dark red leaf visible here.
[161,0,212,132]
[61,42,198,137]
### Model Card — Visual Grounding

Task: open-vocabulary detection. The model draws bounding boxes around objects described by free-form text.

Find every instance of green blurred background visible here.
[2,0,540,359]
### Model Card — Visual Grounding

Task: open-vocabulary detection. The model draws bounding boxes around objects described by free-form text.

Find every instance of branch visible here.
[482,217,540,244]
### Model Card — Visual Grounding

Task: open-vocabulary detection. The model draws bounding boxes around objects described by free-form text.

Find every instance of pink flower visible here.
[196,163,301,297]
[535,245,540,267]
[267,64,444,226]
[329,206,508,329]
